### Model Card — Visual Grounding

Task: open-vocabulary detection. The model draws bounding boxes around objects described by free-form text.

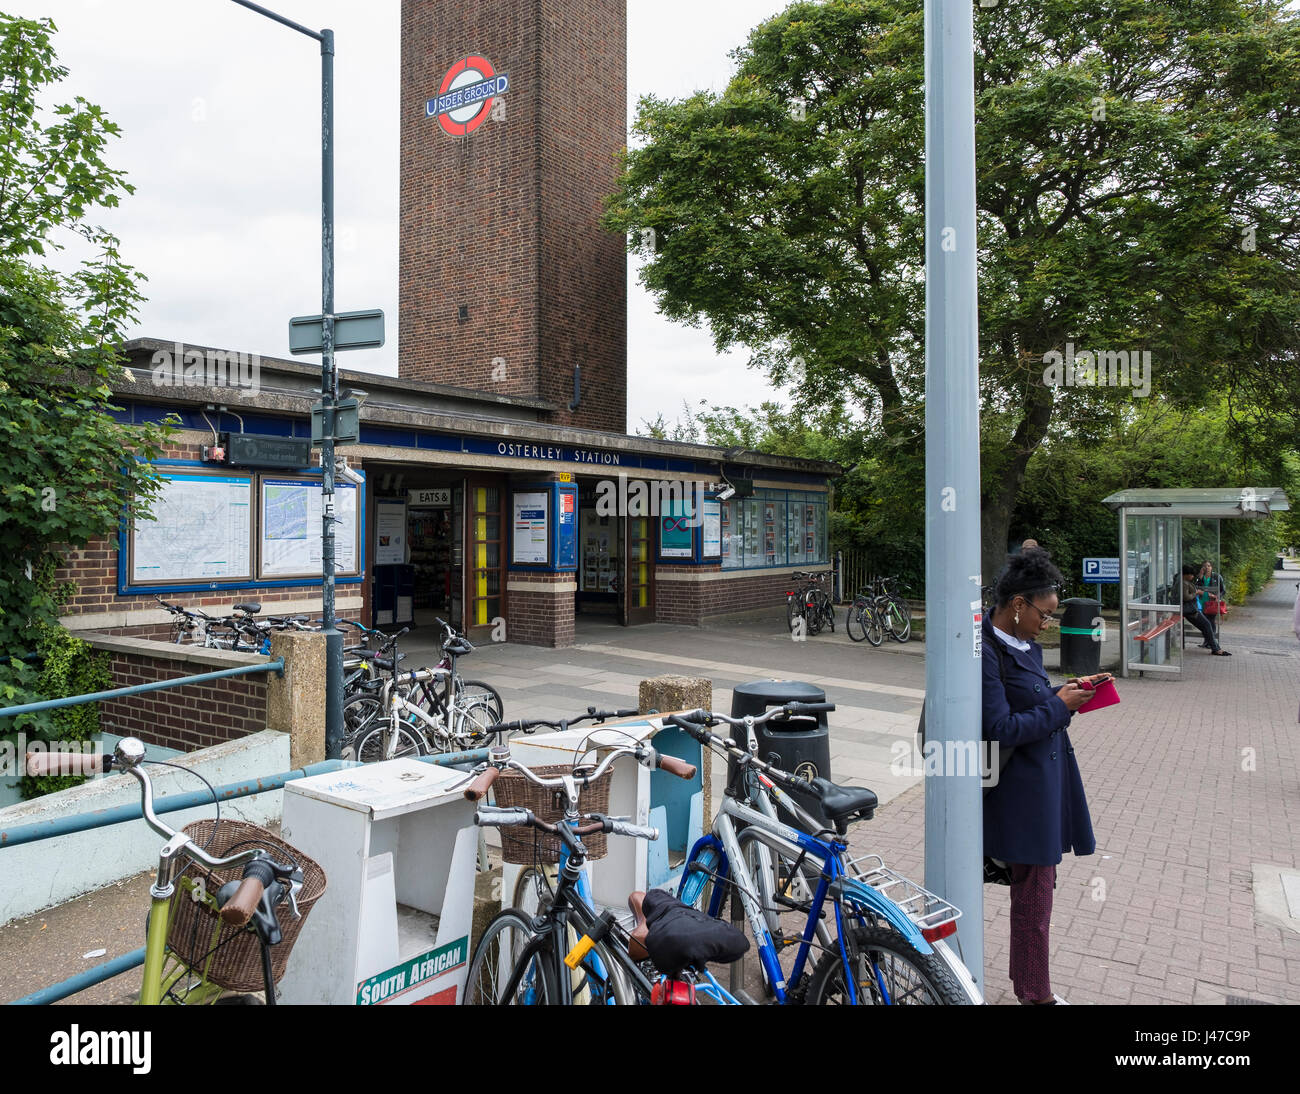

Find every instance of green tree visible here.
[605,0,1300,581]
[0,15,172,771]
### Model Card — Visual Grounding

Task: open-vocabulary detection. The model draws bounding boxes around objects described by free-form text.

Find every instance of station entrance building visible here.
[53,0,839,647]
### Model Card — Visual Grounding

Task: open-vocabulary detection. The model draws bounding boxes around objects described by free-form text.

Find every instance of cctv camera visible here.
[717,485,736,501]
[335,459,364,486]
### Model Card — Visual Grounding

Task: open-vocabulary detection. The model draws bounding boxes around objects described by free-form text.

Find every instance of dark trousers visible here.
[1008,863,1056,1001]
[1184,605,1220,651]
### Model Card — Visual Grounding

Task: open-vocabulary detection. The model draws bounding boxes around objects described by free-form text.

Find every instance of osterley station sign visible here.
[427,55,509,137]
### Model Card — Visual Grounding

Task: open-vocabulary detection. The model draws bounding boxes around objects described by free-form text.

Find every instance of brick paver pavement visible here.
[852,571,1300,1005]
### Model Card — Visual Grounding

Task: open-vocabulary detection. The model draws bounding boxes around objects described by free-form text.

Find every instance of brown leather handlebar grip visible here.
[24,752,105,777]
[464,766,501,802]
[657,754,697,780]
[220,876,266,926]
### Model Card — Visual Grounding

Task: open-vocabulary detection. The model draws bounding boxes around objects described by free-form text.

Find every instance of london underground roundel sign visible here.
[426,55,509,137]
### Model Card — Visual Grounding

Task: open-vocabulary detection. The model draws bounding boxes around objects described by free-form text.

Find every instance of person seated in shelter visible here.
[1195,561,1227,647]
[1182,564,1230,656]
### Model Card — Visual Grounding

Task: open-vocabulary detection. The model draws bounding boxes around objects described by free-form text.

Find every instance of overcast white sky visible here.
[8,0,789,433]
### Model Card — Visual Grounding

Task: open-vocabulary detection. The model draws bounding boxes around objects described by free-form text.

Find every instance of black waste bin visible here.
[731,680,832,827]
[1059,597,1101,676]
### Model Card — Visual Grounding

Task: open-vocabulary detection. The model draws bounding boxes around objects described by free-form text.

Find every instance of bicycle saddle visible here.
[626,889,749,976]
[807,777,878,832]
[443,636,474,656]
[233,602,262,614]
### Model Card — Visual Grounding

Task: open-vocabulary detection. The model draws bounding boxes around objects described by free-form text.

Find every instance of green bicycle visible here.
[28,739,325,1004]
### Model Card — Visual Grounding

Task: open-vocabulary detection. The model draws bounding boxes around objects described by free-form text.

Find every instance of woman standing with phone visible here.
[982,550,1104,1005]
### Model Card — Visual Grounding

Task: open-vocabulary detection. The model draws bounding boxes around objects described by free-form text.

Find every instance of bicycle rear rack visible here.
[843,854,962,933]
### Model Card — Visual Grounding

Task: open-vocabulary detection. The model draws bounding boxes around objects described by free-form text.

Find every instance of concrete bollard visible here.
[266,630,327,768]
[638,674,713,828]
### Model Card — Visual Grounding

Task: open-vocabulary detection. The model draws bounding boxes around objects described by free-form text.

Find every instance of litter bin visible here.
[731,680,832,827]
[1059,597,1101,676]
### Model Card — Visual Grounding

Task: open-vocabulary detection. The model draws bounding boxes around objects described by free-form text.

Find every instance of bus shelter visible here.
[1103,488,1290,678]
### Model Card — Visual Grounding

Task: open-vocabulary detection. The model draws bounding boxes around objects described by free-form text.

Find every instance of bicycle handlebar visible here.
[474,805,660,842]
[463,765,500,802]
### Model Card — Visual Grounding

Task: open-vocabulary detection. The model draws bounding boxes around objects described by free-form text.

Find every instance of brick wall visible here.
[655,567,814,626]
[505,573,577,647]
[93,645,269,754]
[398,0,627,433]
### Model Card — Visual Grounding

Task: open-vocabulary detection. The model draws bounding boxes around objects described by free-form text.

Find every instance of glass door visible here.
[1123,513,1182,674]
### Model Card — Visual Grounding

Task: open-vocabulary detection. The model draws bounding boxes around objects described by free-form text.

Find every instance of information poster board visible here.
[130,472,253,585]
[512,491,548,565]
[557,487,577,569]
[702,498,721,559]
[375,502,408,566]
[660,499,694,559]
[260,478,360,578]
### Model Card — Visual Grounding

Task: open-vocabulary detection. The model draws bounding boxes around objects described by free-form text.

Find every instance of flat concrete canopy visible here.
[1103,486,1290,519]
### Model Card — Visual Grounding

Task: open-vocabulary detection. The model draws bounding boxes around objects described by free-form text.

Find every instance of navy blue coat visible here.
[982,615,1095,866]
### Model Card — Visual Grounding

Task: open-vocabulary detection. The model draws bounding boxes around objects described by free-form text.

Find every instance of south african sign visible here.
[426,55,509,137]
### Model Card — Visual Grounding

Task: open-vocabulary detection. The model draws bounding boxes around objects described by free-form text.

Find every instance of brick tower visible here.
[399,0,628,433]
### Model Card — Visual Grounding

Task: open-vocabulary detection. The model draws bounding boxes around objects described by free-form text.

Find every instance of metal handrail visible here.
[0,658,285,721]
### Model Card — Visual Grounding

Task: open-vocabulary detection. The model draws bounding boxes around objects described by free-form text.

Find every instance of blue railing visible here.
[0,658,285,721]
[3,748,488,1004]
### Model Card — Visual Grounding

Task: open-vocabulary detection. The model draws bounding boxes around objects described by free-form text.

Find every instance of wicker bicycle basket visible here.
[165,819,327,993]
[490,764,612,865]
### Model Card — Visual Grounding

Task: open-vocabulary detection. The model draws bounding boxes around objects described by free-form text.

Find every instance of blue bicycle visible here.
[669,706,975,1005]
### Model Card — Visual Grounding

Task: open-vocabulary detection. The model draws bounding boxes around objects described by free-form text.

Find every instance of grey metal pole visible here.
[922,0,984,993]
[320,28,344,760]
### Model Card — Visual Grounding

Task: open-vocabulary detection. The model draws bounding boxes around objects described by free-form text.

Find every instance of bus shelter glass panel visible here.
[1183,518,1224,642]
[1125,513,1182,674]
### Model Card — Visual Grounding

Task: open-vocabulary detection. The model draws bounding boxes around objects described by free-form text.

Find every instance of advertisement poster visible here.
[660,499,694,558]
[702,498,721,558]
[512,491,549,564]
[375,502,407,565]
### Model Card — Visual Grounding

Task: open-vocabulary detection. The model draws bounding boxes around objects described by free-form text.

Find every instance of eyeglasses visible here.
[1022,600,1055,624]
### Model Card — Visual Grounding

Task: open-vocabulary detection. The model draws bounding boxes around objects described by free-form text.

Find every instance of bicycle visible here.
[459,734,747,1005]
[872,576,912,642]
[845,586,885,646]
[669,705,974,1004]
[26,739,326,1004]
[786,570,836,636]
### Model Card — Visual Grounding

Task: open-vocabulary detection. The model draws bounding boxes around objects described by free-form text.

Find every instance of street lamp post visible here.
[232,1,344,758]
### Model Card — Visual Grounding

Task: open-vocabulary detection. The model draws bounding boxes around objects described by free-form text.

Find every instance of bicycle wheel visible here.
[355,720,423,763]
[863,603,885,646]
[846,600,868,642]
[804,591,823,636]
[817,590,835,633]
[457,679,503,723]
[805,925,968,1005]
[450,696,500,749]
[514,867,632,1005]
[885,599,912,643]
[786,593,802,634]
[341,694,382,740]
[462,909,557,1005]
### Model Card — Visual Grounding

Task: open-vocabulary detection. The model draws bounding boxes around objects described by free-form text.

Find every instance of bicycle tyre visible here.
[341,694,382,741]
[886,600,912,643]
[805,924,968,1005]
[355,720,423,763]
[786,593,802,634]
[457,679,504,723]
[863,603,885,646]
[513,867,635,1005]
[846,600,869,642]
[817,590,835,633]
[462,909,557,1005]
[804,591,823,636]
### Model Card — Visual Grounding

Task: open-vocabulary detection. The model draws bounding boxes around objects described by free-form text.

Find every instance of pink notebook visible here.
[1077,677,1120,714]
